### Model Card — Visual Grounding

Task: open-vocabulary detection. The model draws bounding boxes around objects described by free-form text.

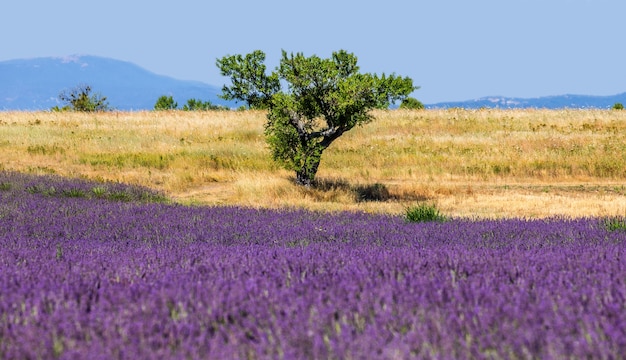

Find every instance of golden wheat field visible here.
[1,109,626,218]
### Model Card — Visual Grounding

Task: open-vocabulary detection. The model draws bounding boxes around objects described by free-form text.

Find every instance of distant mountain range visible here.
[0,55,234,111]
[427,93,626,110]
[1,55,625,111]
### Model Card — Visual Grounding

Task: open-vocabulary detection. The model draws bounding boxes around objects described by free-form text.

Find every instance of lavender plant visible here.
[1,171,625,359]
[1,171,167,203]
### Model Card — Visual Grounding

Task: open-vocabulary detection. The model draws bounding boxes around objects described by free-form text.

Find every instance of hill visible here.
[428,93,626,109]
[2,55,625,110]
[0,55,234,111]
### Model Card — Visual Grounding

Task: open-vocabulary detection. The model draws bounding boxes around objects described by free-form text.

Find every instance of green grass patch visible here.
[61,188,87,198]
[603,217,626,232]
[405,203,447,223]
[26,185,57,196]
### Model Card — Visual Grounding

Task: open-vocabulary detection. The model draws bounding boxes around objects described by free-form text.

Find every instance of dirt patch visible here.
[172,183,237,205]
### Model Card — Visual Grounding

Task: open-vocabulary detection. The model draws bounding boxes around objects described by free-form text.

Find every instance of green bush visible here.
[53,84,111,112]
[154,95,178,110]
[612,103,624,110]
[405,203,446,223]
[182,99,229,111]
[399,97,425,110]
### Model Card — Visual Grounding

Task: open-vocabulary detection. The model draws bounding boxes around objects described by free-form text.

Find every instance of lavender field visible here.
[1,171,625,359]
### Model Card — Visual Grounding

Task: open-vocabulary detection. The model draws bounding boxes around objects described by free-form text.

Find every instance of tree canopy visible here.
[52,84,110,112]
[217,50,416,186]
[154,95,178,110]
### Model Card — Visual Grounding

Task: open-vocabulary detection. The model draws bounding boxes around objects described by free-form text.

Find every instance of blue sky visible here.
[3,0,625,103]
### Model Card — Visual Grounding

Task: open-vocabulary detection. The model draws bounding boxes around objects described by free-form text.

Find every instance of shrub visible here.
[612,103,624,110]
[405,203,446,223]
[54,84,111,112]
[182,99,229,111]
[154,95,178,110]
[399,97,425,110]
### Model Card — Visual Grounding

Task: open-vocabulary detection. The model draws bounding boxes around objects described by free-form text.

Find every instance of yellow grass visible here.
[2,109,626,218]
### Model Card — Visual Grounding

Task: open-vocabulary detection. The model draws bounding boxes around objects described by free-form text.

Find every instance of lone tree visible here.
[217,50,416,186]
[54,84,110,112]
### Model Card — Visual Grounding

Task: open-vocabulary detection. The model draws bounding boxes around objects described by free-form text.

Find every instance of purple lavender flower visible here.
[1,171,625,358]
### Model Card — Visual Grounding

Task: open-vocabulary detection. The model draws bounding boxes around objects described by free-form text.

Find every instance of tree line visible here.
[50,85,230,112]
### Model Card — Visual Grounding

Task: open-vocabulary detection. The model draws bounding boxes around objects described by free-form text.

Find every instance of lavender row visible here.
[0,170,167,203]
[1,175,626,358]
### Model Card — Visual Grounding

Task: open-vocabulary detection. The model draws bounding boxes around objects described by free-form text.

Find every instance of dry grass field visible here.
[2,109,626,218]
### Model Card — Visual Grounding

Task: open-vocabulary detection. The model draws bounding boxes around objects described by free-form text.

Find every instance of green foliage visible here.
[61,188,87,198]
[55,243,63,261]
[154,95,178,110]
[26,185,57,196]
[53,84,111,112]
[217,51,280,110]
[50,105,71,112]
[154,96,229,111]
[612,103,624,110]
[217,49,416,186]
[91,186,108,198]
[182,99,229,111]
[405,203,447,223]
[603,217,626,231]
[399,97,425,110]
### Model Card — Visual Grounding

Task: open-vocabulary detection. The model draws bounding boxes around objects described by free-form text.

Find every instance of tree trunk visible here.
[295,155,322,187]
[295,171,313,187]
